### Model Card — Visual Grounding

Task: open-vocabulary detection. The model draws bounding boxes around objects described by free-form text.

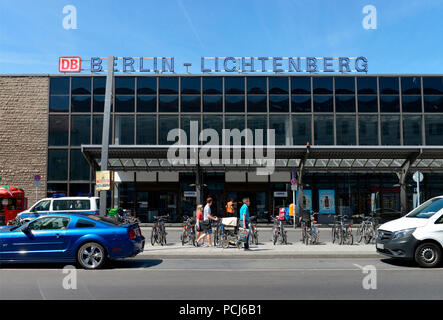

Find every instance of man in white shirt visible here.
[196,197,218,246]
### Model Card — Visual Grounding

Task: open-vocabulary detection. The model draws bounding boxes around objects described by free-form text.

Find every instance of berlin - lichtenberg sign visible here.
[59,56,369,73]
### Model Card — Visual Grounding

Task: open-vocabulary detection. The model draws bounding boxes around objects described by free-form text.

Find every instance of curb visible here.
[137,253,381,259]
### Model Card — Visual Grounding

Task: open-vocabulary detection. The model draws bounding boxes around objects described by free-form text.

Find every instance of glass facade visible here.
[47,75,443,219]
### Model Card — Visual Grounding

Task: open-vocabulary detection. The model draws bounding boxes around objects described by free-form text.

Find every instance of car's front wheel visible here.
[415,242,442,268]
[77,242,107,269]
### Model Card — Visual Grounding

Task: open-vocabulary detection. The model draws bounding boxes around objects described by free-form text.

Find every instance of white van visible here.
[16,196,100,223]
[376,196,443,268]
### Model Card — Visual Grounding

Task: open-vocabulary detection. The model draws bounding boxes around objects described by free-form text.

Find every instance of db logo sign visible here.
[59,57,81,72]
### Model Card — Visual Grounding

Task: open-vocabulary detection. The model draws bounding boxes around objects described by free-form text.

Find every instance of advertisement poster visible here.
[296,189,312,213]
[319,189,335,214]
[96,170,112,191]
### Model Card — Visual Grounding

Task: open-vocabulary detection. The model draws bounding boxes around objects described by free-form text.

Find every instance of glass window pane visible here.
[69,184,90,197]
[225,77,245,94]
[224,115,245,145]
[159,95,178,112]
[115,115,134,145]
[291,77,311,94]
[403,115,422,145]
[423,77,443,95]
[269,95,289,112]
[203,95,222,112]
[247,115,267,145]
[202,77,222,94]
[48,149,68,181]
[115,95,135,112]
[181,77,201,94]
[269,115,290,145]
[71,95,91,112]
[203,115,222,140]
[71,77,91,95]
[402,95,422,113]
[92,115,112,144]
[379,77,399,94]
[71,115,91,146]
[293,115,312,145]
[181,95,201,112]
[358,95,378,113]
[137,77,156,94]
[181,115,200,144]
[359,115,378,145]
[424,95,443,112]
[292,95,311,112]
[159,77,178,94]
[70,150,90,181]
[336,116,356,145]
[313,77,332,94]
[247,95,267,112]
[49,115,69,146]
[136,115,156,144]
[335,77,355,94]
[336,95,356,112]
[225,95,245,113]
[313,95,333,112]
[314,115,334,145]
[137,95,156,112]
[357,77,377,94]
[159,115,178,144]
[425,116,443,145]
[47,183,67,197]
[380,96,400,112]
[115,77,135,94]
[93,77,106,95]
[247,77,266,94]
[401,77,421,95]
[269,77,288,94]
[93,95,105,112]
[381,116,400,145]
[50,77,69,95]
[49,95,69,112]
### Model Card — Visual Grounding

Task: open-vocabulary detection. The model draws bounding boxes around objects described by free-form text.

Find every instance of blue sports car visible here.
[0,214,145,269]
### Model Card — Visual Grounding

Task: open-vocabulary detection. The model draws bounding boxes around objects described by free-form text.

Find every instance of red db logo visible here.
[59,57,81,72]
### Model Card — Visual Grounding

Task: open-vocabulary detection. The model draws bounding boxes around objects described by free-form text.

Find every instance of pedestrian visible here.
[240,197,251,251]
[196,197,218,247]
[225,198,235,217]
[195,205,204,246]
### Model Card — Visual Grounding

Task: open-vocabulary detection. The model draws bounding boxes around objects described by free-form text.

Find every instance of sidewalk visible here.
[141,241,380,259]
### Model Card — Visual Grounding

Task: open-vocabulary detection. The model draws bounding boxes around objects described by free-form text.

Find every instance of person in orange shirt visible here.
[226,198,235,217]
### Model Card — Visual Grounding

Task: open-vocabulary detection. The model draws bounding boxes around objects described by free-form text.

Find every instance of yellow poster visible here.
[96,171,112,191]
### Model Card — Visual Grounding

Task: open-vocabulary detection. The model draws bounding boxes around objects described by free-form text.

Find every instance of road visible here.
[1,257,443,300]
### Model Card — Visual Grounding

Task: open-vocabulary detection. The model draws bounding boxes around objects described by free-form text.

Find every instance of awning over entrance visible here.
[81,145,443,173]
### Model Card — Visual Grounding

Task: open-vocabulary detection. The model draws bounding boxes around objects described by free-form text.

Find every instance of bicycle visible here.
[212,218,222,247]
[356,214,379,244]
[333,215,353,245]
[272,216,287,245]
[151,215,168,246]
[248,216,259,246]
[180,215,196,246]
[301,213,320,245]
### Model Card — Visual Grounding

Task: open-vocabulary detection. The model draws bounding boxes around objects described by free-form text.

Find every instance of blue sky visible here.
[1,0,443,74]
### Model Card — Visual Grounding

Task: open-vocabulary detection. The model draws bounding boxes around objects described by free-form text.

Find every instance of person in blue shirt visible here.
[239,197,251,251]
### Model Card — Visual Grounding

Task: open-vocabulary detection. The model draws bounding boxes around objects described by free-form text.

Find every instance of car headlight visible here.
[392,228,416,240]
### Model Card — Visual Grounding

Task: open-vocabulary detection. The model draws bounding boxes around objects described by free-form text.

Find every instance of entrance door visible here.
[225,184,269,222]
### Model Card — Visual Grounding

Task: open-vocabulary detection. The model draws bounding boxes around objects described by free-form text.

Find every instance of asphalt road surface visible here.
[1,257,443,300]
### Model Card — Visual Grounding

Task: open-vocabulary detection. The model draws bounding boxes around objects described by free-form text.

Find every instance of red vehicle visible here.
[0,185,27,225]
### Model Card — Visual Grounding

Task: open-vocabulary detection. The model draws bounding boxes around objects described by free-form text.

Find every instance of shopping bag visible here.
[238,228,249,242]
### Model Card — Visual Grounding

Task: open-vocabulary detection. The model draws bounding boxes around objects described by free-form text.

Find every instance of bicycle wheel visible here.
[339,227,344,245]
[150,228,156,246]
[364,225,373,244]
[162,230,167,245]
[254,230,259,245]
[332,226,337,244]
[282,231,288,245]
[304,230,310,245]
[181,230,187,246]
[347,229,354,245]
[356,224,364,243]
[273,229,278,245]
[222,234,230,249]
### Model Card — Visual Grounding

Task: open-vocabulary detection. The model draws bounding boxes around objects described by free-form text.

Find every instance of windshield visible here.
[406,198,443,219]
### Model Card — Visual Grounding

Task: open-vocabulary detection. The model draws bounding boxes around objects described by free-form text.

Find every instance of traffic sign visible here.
[291,178,297,185]
[33,181,42,188]
[34,174,41,182]
[413,172,423,183]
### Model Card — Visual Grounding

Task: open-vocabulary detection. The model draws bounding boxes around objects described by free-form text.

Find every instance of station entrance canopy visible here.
[82,145,443,174]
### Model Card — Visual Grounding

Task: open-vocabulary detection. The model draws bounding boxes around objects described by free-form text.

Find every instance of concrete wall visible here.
[0,76,48,203]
